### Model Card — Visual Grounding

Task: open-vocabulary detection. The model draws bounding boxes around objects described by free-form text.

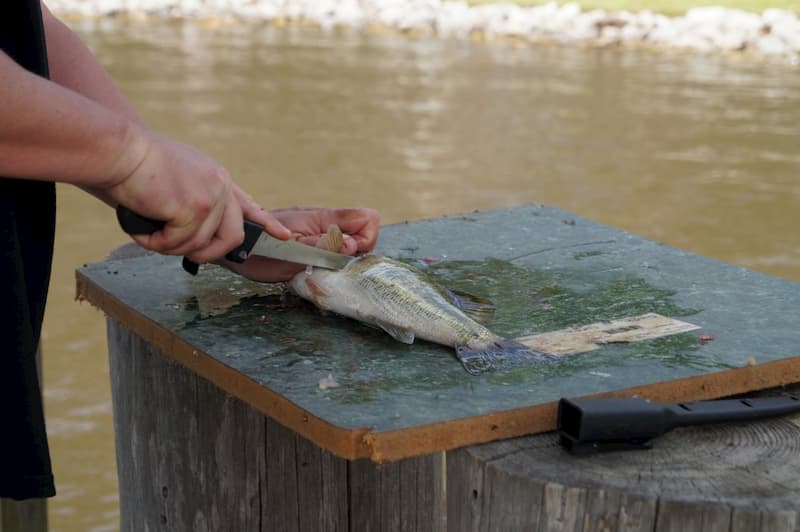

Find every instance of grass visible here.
[464,0,798,16]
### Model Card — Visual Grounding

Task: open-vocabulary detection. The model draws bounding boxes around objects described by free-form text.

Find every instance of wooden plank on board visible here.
[515,312,700,355]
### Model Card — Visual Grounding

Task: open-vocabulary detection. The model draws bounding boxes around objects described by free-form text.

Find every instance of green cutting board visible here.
[77,205,800,461]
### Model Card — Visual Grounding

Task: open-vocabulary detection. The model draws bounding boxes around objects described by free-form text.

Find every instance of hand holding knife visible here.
[116,205,354,274]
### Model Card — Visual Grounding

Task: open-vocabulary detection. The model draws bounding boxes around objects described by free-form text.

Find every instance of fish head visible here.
[286,253,387,311]
[287,267,329,302]
[285,254,364,306]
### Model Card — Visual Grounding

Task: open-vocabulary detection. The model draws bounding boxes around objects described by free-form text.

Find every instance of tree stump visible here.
[107,321,445,532]
[447,388,800,531]
[97,217,800,531]
[108,316,799,531]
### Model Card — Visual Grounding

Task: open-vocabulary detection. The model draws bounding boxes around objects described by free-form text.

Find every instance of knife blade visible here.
[239,226,355,270]
[116,205,354,274]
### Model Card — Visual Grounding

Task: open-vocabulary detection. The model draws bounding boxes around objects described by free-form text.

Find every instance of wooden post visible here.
[107,320,446,531]
[107,319,800,531]
[0,347,48,532]
[445,389,800,531]
[92,206,800,531]
[0,499,48,532]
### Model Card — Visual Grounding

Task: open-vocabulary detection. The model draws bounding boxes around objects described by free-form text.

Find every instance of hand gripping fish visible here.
[288,226,556,375]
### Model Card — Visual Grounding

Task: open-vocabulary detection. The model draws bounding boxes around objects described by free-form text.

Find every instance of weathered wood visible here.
[541,482,587,532]
[108,320,445,531]
[0,499,47,532]
[654,500,731,532]
[295,434,348,532]
[616,493,658,532]
[441,384,800,531]
[445,448,485,532]
[348,454,445,532]
[99,219,800,531]
[107,319,800,531]
[515,313,699,355]
[1,346,49,532]
[109,321,266,531]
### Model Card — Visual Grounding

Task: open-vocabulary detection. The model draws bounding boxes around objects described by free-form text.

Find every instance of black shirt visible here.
[0,0,58,500]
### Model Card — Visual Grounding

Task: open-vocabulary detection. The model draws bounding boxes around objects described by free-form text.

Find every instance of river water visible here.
[40,18,799,531]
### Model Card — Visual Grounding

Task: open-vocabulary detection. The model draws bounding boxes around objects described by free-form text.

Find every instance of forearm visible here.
[0,49,145,188]
[41,3,144,125]
[1,4,297,262]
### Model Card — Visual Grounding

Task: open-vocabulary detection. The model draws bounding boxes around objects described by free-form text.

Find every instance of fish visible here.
[287,226,556,375]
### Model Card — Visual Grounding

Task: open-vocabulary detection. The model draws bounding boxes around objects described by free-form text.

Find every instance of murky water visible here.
[40,18,799,531]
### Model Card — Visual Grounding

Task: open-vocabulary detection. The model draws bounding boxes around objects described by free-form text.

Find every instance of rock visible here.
[46,0,800,61]
[756,34,789,55]
[672,34,715,53]
[434,2,475,37]
[762,8,797,26]
[767,18,800,53]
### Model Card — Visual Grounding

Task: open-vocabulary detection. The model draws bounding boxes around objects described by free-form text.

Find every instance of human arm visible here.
[41,2,143,125]
[2,4,380,278]
[0,4,292,263]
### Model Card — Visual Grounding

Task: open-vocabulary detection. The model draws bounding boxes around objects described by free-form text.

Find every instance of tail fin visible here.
[456,339,557,376]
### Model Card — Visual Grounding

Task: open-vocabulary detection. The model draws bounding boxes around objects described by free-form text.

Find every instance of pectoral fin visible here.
[375,320,416,344]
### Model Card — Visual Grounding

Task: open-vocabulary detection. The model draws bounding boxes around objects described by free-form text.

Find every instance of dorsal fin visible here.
[446,289,496,325]
[316,224,344,253]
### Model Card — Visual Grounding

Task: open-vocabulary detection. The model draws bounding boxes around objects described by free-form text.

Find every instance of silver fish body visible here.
[287,254,554,375]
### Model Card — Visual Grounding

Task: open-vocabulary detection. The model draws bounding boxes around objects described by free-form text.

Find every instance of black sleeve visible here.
[0,0,58,500]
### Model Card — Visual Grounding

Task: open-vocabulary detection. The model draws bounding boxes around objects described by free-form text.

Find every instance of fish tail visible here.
[456,339,557,376]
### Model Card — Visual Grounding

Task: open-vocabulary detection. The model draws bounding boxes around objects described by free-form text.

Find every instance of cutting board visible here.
[76,205,800,461]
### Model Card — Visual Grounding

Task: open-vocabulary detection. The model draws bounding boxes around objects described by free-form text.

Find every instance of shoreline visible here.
[49,1,800,63]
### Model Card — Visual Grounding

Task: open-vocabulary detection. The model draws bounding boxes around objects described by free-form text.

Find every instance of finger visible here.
[128,216,196,255]
[328,208,380,252]
[186,194,245,264]
[269,205,324,215]
[339,234,359,255]
[250,209,292,241]
[233,186,292,240]
[159,196,226,258]
[121,197,197,253]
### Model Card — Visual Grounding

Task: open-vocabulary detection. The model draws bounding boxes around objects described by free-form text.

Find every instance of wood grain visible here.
[444,384,800,531]
[108,316,800,531]
[108,320,446,531]
[99,219,800,530]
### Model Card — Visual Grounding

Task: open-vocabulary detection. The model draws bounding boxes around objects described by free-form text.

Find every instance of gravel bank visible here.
[49,0,800,62]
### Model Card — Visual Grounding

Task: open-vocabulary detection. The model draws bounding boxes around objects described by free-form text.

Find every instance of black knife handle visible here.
[558,394,800,454]
[116,205,263,275]
[116,205,165,234]
[225,220,264,264]
[116,205,200,274]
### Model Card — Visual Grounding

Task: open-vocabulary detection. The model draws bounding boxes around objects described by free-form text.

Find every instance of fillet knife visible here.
[116,205,354,275]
